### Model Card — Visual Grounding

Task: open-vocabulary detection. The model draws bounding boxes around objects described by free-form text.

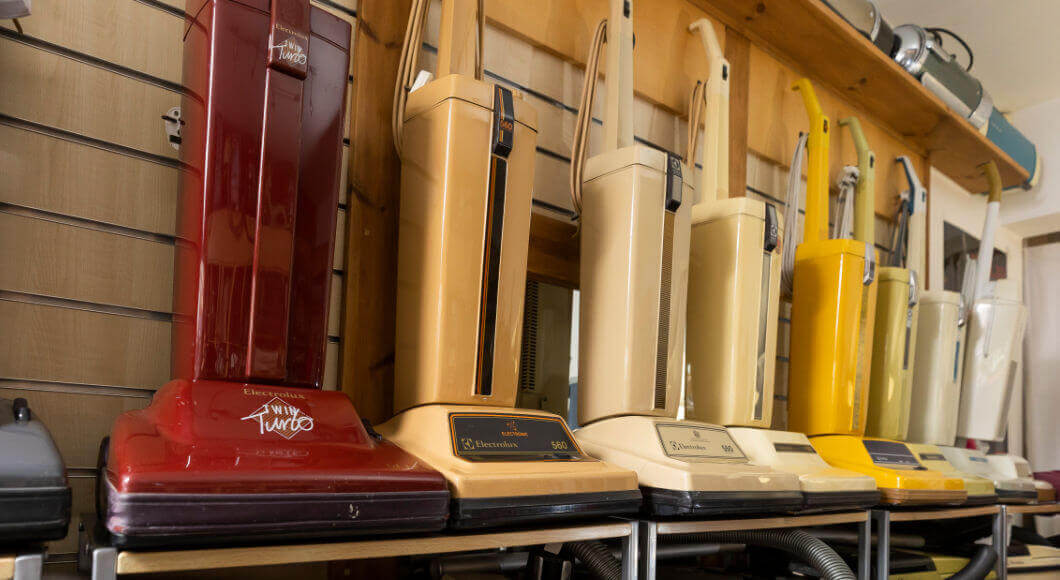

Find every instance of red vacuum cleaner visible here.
[94,0,449,548]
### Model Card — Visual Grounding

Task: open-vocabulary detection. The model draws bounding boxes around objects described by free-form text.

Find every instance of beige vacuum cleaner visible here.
[682,19,878,512]
[378,0,641,529]
[572,1,803,517]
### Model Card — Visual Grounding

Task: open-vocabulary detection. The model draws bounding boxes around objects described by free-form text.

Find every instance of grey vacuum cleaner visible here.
[0,397,71,544]
[892,24,1039,188]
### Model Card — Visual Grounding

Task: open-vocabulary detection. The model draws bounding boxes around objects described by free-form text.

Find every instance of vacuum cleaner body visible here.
[382,72,640,527]
[102,0,451,547]
[957,292,1027,442]
[907,291,966,446]
[866,267,918,441]
[987,455,1045,503]
[0,397,71,544]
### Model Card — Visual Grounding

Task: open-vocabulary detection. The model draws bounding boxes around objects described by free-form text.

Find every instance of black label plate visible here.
[918,453,947,462]
[449,413,587,462]
[774,442,817,454]
[863,440,924,469]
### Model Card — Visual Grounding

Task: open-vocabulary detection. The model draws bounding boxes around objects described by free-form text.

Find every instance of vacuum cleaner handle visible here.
[689,18,729,203]
[972,161,1002,302]
[793,78,830,244]
[897,155,927,278]
[603,0,635,152]
[838,117,875,247]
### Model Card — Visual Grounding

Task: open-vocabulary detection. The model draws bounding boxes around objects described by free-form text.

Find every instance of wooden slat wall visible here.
[0,0,355,569]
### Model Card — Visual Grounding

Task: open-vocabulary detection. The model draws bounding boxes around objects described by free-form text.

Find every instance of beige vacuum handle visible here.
[437,0,483,78]
[603,0,634,152]
[689,18,729,204]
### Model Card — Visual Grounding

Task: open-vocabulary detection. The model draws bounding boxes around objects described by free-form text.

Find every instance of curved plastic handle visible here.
[793,78,829,243]
[897,155,926,277]
[604,0,635,151]
[838,117,874,246]
[689,18,730,203]
[981,160,1002,203]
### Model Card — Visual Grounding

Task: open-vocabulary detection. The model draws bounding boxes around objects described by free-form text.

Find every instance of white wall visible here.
[1002,98,1060,236]
[928,168,1025,454]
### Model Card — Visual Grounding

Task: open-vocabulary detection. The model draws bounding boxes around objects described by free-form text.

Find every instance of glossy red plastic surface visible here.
[107,380,448,494]
[175,0,349,388]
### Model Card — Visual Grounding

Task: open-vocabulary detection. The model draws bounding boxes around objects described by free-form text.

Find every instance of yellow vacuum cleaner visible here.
[785,82,964,506]
[572,2,802,517]
[682,21,877,512]
[378,0,641,529]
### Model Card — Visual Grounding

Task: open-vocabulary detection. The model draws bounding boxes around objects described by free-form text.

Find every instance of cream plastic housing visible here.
[394,75,537,412]
[574,416,801,493]
[938,446,1038,500]
[956,294,1027,442]
[905,442,997,500]
[578,146,692,425]
[377,405,639,499]
[727,428,877,493]
[907,290,966,446]
[686,198,783,428]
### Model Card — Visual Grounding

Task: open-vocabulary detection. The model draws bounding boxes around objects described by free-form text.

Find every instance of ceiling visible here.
[875,0,1060,112]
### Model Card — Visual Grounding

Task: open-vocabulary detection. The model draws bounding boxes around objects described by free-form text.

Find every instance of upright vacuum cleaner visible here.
[785,82,965,506]
[682,20,877,513]
[0,397,71,544]
[94,0,451,548]
[939,162,1035,504]
[377,0,641,529]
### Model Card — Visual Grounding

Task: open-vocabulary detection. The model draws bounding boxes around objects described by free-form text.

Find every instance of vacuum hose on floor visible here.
[948,545,997,580]
[566,541,623,580]
[668,529,855,580]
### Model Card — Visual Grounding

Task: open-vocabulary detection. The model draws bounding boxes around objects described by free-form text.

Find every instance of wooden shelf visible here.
[1007,503,1060,515]
[882,505,999,522]
[654,511,868,535]
[691,0,1030,193]
[113,522,634,575]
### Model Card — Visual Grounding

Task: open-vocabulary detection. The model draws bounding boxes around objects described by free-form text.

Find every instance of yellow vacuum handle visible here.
[981,160,1002,203]
[839,117,875,246]
[689,18,729,202]
[793,78,829,243]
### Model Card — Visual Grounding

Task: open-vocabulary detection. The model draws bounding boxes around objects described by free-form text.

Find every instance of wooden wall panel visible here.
[0,0,184,84]
[746,45,928,219]
[0,124,179,235]
[0,301,170,389]
[486,0,722,115]
[0,213,174,312]
[0,386,151,469]
[0,38,181,159]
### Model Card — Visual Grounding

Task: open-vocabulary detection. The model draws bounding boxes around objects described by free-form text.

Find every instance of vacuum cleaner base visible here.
[378,405,642,529]
[0,486,71,543]
[449,490,643,530]
[878,487,967,506]
[641,487,804,517]
[800,490,882,512]
[997,489,1038,504]
[103,480,450,548]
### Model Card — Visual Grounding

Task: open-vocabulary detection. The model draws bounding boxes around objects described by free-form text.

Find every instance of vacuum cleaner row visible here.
[0,0,1052,559]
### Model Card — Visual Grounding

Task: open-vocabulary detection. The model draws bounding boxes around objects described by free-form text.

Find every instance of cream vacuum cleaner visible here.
[572,1,802,517]
[682,20,877,512]
[378,0,641,529]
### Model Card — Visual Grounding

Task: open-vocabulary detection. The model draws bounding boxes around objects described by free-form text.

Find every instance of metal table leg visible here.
[871,510,891,580]
[622,520,639,580]
[638,521,658,580]
[13,553,43,580]
[90,546,117,580]
[857,514,872,580]
[994,505,1008,580]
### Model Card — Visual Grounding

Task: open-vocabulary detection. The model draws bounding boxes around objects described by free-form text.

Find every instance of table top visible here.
[652,511,869,535]
[881,505,1000,522]
[1006,502,1060,515]
[115,521,634,575]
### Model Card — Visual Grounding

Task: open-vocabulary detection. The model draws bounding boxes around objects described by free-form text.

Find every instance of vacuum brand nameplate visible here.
[655,424,746,462]
[918,452,947,462]
[863,440,923,468]
[449,413,586,462]
[774,442,817,454]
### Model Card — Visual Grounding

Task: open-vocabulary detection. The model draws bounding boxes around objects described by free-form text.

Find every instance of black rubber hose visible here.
[667,529,855,580]
[566,541,622,580]
[948,545,997,580]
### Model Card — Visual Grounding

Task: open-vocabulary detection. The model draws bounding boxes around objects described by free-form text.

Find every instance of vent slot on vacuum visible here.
[519,280,540,393]
[654,212,675,409]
